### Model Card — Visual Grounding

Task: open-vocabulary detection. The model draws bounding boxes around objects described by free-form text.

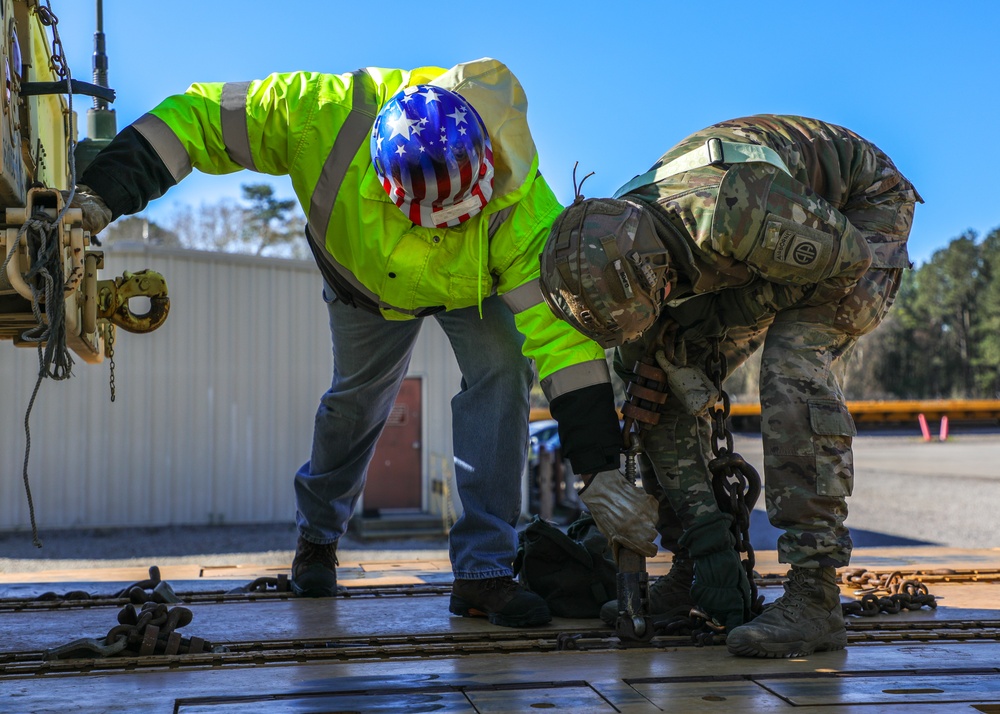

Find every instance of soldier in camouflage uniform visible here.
[539,115,921,657]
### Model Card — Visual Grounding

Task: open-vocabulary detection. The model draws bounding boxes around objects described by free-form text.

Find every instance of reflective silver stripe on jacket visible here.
[540,359,611,401]
[501,278,544,314]
[220,81,256,171]
[301,70,410,310]
[132,113,192,183]
[308,70,378,243]
[487,204,514,238]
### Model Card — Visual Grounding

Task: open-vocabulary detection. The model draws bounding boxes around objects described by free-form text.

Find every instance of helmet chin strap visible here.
[660,281,672,305]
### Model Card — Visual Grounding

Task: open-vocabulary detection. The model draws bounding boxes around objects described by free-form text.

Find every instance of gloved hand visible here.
[60,184,112,236]
[678,511,752,631]
[579,469,659,563]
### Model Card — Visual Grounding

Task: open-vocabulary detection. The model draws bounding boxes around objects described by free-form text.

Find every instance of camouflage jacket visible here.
[621,115,920,330]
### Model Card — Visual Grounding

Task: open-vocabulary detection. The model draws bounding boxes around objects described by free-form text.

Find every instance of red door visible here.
[364,377,423,511]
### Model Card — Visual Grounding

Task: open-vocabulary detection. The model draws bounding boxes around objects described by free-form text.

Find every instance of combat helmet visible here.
[540,179,670,348]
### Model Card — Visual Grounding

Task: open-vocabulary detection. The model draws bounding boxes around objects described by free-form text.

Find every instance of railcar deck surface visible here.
[2,547,1000,713]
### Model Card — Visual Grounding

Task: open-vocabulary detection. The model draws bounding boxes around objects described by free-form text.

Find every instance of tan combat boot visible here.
[599,555,695,626]
[726,566,846,658]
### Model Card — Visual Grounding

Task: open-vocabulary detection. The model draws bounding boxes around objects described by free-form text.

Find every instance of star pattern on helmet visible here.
[421,88,442,103]
[370,83,495,227]
[386,112,420,141]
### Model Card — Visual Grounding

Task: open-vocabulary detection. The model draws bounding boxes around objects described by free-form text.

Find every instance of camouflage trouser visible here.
[618,151,918,568]
[616,323,772,557]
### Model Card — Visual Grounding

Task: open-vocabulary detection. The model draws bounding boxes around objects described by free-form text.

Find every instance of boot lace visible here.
[482,576,521,594]
[649,561,693,599]
[765,568,813,619]
[296,538,338,570]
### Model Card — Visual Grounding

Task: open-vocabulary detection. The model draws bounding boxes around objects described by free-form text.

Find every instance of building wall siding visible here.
[0,245,461,531]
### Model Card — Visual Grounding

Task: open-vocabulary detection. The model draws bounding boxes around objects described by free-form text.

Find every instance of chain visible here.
[107,323,116,401]
[839,567,937,617]
[705,342,733,457]
[226,575,293,595]
[45,602,219,660]
[36,1,69,81]
[705,338,764,618]
[112,565,182,603]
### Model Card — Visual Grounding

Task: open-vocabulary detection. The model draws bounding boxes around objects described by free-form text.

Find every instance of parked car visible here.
[527,419,559,468]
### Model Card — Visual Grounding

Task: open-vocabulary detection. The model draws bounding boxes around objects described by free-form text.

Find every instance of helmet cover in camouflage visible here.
[540,197,669,348]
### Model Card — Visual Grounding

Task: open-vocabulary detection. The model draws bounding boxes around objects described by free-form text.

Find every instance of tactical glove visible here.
[678,511,752,631]
[61,184,112,236]
[579,469,659,563]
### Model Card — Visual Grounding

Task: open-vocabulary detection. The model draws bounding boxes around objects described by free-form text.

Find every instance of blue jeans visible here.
[294,290,533,579]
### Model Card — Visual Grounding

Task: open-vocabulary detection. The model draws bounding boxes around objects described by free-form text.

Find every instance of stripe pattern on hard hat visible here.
[371,85,494,228]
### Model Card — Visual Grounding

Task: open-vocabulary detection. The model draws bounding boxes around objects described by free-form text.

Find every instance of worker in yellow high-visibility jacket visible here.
[69,58,658,627]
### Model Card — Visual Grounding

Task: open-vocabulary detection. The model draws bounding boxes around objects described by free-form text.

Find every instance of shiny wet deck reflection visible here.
[2,547,1000,713]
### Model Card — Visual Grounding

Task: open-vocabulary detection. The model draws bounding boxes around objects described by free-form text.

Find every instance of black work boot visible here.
[727,566,846,658]
[449,576,551,627]
[291,536,339,597]
[599,554,695,626]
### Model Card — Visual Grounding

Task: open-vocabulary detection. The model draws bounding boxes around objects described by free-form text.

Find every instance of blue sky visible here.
[53,1,1000,266]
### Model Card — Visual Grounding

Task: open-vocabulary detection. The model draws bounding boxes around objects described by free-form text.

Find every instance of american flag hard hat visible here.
[370,85,494,228]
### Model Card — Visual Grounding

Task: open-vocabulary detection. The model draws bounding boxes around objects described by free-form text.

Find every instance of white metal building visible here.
[0,244,466,531]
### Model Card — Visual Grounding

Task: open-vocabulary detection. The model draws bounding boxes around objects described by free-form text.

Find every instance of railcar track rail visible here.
[2,572,999,678]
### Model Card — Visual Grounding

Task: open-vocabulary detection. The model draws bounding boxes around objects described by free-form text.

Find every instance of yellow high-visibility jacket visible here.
[81,58,623,473]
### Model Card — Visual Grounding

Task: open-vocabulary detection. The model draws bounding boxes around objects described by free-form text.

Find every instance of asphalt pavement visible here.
[1,429,997,576]
[736,428,1000,551]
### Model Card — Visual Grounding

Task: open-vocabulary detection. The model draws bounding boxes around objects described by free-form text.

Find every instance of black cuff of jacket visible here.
[549,382,622,474]
[80,126,177,220]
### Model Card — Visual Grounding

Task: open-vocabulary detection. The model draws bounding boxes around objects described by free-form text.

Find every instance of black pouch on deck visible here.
[512,513,617,618]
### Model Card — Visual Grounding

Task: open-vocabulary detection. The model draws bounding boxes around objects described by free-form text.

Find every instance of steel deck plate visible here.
[2,548,1000,712]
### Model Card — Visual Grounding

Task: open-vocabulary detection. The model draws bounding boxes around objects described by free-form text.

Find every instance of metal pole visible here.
[92,0,108,110]
[77,0,117,172]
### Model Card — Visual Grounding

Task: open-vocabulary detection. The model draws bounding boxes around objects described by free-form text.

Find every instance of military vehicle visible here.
[0,0,167,367]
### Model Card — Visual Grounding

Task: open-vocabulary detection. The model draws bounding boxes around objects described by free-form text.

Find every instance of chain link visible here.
[839,567,938,616]
[705,338,765,618]
[45,602,219,660]
[36,2,69,80]
[107,323,116,401]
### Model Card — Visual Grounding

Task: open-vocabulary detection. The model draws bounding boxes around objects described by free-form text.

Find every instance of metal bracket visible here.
[96,269,170,334]
[20,79,116,103]
[614,549,656,643]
